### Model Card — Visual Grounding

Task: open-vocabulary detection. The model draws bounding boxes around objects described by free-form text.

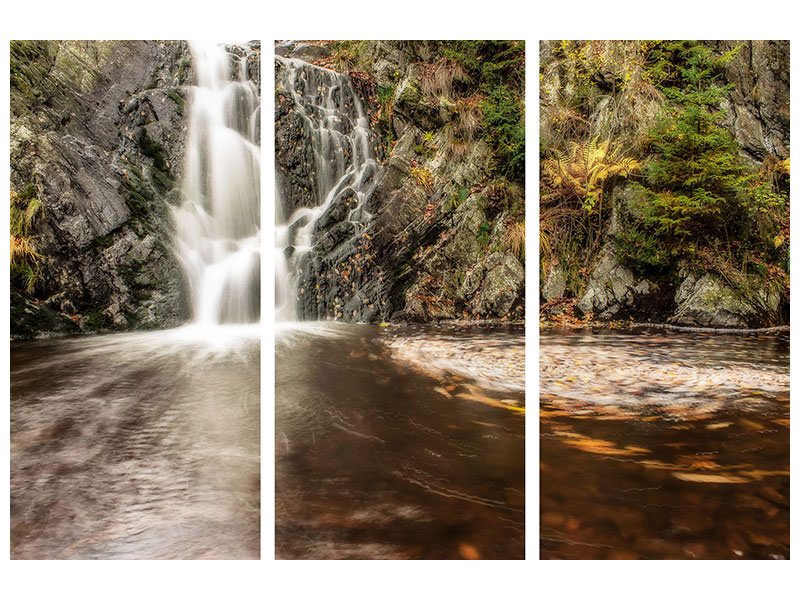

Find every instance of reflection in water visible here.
[276,323,525,559]
[540,328,789,560]
[10,326,260,559]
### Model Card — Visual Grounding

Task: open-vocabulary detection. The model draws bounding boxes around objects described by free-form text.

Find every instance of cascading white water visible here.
[275,57,381,321]
[176,41,261,325]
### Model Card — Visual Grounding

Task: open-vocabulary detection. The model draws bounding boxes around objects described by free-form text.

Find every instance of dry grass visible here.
[446,137,472,160]
[504,219,525,262]
[10,234,40,264]
[410,166,434,192]
[452,95,482,141]
[420,59,468,102]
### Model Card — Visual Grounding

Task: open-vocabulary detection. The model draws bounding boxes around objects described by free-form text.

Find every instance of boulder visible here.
[542,264,567,301]
[670,273,778,328]
[475,252,525,317]
[577,244,655,318]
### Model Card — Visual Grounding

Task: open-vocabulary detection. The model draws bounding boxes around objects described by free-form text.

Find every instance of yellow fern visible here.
[542,137,639,211]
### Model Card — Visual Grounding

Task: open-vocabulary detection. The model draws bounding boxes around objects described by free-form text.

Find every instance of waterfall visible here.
[275,57,381,321]
[175,41,261,325]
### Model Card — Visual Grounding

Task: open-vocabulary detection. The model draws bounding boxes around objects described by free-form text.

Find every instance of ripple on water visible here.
[276,323,525,559]
[540,329,789,560]
[11,327,260,559]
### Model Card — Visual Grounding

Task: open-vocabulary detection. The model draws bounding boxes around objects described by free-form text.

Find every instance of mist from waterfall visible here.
[175,41,261,326]
[275,57,380,322]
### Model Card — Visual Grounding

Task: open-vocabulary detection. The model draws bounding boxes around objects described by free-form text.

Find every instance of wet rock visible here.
[278,42,524,324]
[315,189,357,232]
[10,289,80,339]
[274,103,317,217]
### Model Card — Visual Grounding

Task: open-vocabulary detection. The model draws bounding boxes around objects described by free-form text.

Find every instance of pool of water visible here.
[540,328,789,560]
[275,322,525,559]
[10,325,260,559]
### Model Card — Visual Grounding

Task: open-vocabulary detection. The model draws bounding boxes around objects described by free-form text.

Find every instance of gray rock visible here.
[542,265,567,301]
[276,42,331,63]
[577,244,654,318]
[475,253,525,316]
[10,40,259,337]
[671,273,765,328]
[714,40,790,160]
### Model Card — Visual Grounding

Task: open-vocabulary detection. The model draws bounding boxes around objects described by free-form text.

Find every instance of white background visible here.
[1,2,797,598]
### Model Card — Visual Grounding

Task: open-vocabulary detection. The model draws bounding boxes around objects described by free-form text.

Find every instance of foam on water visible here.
[274,56,380,321]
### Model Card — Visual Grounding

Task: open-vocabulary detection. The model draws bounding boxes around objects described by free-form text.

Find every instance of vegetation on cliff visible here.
[276,40,525,323]
[540,40,789,327]
[10,185,43,292]
[9,40,195,338]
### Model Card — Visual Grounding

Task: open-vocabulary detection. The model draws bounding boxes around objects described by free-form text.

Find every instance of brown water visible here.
[275,322,525,559]
[10,326,260,559]
[540,328,789,560]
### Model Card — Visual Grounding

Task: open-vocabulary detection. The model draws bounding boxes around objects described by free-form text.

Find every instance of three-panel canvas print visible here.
[8,39,789,561]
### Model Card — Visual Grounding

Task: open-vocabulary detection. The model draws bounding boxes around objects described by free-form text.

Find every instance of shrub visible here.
[620,43,750,262]
[482,85,525,181]
[10,186,44,292]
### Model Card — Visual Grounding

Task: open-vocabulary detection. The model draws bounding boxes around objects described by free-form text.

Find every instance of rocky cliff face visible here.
[10,40,261,338]
[275,41,525,323]
[11,40,191,337]
[715,40,790,163]
[540,40,789,328]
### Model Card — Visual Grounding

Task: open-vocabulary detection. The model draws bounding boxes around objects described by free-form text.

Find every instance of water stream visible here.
[273,56,525,558]
[540,328,789,560]
[177,41,261,324]
[10,41,261,559]
[275,56,380,320]
[276,323,525,559]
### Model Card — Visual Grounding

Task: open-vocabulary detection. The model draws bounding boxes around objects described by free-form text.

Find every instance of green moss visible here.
[83,308,111,331]
[447,187,468,211]
[10,41,57,114]
[167,89,185,114]
[477,220,492,247]
[92,234,115,251]
[377,84,395,110]
[396,79,421,106]
[119,150,174,236]
[176,57,191,85]
[136,128,168,171]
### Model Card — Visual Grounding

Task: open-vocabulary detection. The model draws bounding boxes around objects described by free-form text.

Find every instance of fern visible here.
[10,187,44,292]
[542,138,639,211]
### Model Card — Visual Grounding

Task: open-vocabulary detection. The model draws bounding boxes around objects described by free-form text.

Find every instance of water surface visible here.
[276,322,525,559]
[10,326,260,559]
[540,328,789,560]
